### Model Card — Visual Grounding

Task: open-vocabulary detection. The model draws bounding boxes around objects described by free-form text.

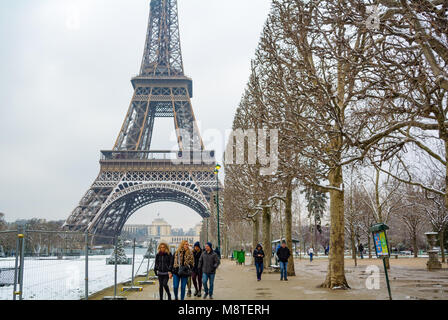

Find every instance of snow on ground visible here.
[0,249,152,300]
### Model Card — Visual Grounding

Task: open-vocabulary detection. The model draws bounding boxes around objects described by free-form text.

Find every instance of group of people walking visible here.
[156,239,328,298]
[253,240,291,281]
[154,240,220,300]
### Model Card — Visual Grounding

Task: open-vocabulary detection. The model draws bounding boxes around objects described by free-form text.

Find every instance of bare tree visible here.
[396,185,427,258]
[253,0,413,289]
[0,212,6,231]
[370,1,447,207]
[420,178,448,262]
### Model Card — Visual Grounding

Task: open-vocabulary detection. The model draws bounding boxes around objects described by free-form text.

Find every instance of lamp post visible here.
[214,164,221,254]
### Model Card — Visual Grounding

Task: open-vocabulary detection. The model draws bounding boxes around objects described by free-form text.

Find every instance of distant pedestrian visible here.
[199,242,220,299]
[325,245,329,256]
[192,242,203,297]
[253,244,265,281]
[173,240,194,300]
[239,248,245,265]
[276,240,291,281]
[308,247,314,262]
[358,243,364,259]
[154,242,173,300]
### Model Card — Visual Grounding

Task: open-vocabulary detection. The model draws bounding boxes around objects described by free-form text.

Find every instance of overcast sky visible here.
[0,0,272,230]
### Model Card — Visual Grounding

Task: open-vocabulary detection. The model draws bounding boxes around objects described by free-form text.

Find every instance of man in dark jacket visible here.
[198,242,220,299]
[276,240,291,281]
[358,243,364,259]
[192,242,203,297]
[253,244,265,281]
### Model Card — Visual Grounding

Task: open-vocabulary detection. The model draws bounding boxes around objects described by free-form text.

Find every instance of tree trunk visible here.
[298,204,302,260]
[413,233,418,258]
[262,205,272,268]
[310,216,314,251]
[350,226,357,267]
[320,165,350,289]
[279,202,284,240]
[252,215,259,253]
[313,217,317,255]
[440,229,446,263]
[285,185,296,276]
[368,232,372,259]
[223,232,228,259]
[445,140,448,211]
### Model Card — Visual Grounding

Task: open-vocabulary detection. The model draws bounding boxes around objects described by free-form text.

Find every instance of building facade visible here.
[123,217,201,249]
[148,218,172,238]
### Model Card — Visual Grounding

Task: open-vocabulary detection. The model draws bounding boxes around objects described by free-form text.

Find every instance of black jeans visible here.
[158,274,171,300]
[192,270,202,292]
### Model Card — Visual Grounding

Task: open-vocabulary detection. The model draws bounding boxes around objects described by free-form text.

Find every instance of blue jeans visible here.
[255,262,264,280]
[279,261,288,280]
[202,273,215,296]
[309,253,313,262]
[173,274,188,300]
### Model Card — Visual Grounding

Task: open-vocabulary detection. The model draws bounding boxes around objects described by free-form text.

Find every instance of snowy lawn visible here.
[0,253,152,300]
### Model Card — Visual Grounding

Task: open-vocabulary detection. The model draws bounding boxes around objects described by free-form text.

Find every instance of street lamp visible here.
[213,164,221,255]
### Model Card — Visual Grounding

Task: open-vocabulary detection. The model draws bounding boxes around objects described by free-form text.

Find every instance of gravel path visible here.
[117,257,448,300]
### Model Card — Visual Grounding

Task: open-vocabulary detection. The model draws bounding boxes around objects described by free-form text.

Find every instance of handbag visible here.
[178,251,192,277]
[179,265,191,277]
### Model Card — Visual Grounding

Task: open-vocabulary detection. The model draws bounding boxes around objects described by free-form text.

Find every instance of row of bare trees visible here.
[344,165,447,264]
[223,0,447,289]
[0,217,76,256]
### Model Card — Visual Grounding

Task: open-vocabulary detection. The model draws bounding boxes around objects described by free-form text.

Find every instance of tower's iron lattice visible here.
[63,0,216,239]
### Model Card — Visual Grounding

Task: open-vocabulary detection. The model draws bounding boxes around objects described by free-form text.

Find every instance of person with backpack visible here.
[191,242,203,297]
[276,240,291,281]
[198,242,220,299]
[172,240,194,300]
[154,242,173,300]
[253,244,265,281]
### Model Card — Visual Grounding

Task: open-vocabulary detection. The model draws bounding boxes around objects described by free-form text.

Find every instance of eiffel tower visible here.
[63,0,217,239]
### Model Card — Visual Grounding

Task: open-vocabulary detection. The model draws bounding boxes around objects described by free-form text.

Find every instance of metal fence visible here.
[0,229,157,300]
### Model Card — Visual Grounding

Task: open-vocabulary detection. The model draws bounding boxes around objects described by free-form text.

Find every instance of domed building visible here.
[148,217,172,239]
[123,214,201,249]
